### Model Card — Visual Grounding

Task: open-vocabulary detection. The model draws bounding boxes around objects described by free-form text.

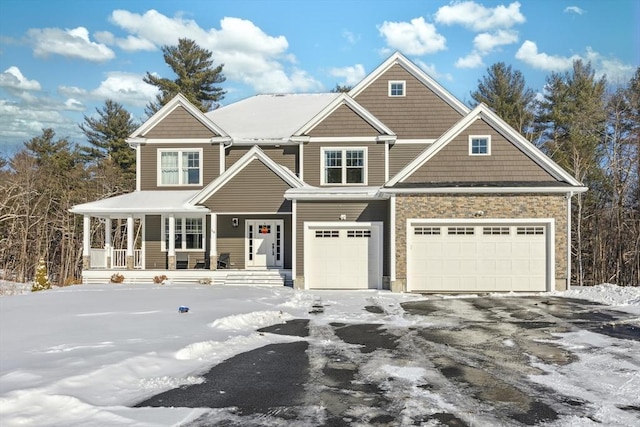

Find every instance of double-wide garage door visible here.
[407,221,550,293]
[305,222,382,289]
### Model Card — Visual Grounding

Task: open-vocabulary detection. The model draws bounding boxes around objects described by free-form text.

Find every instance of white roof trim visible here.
[130,93,229,138]
[285,186,386,200]
[190,145,306,204]
[70,190,208,215]
[387,104,584,187]
[294,93,395,137]
[349,52,470,116]
[380,186,588,194]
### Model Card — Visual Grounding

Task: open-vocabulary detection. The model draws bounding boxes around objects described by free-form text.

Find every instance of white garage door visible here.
[305,222,382,289]
[407,221,549,293]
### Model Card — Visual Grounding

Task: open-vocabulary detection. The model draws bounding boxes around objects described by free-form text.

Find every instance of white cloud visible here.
[564,6,585,15]
[95,31,156,52]
[0,67,41,91]
[107,10,319,94]
[455,52,484,69]
[585,47,635,83]
[474,30,519,53]
[515,40,580,71]
[435,1,525,31]
[378,17,447,55]
[342,30,360,45]
[27,26,115,62]
[60,72,158,107]
[329,64,366,86]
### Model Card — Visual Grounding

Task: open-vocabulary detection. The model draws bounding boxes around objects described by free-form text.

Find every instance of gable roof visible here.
[129,93,229,139]
[386,103,585,188]
[190,145,306,205]
[205,93,340,142]
[293,93,396,140]
[349,52,470,116]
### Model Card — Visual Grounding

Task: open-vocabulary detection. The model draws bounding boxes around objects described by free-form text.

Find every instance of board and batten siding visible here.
[404,119,556,183]
[307,104,381,137]
[143,106,217,139]
[389,144,430,178]
[217,214,292,270]
[201,160,292,213]
[225,146,298,173]
[304,141,386,186]
[139,143,220,191]
[353,64,463,140]
[295,200,389,277]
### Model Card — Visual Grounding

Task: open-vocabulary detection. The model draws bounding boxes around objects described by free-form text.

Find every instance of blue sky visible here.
[0,0,637,153]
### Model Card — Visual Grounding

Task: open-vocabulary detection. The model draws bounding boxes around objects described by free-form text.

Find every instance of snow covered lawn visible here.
[0,282,638,426]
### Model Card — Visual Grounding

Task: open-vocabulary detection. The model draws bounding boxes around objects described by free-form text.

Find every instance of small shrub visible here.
[153,274,168,284]
[198,277,212,285]
[110,273,125,283]
[32,257,52,292]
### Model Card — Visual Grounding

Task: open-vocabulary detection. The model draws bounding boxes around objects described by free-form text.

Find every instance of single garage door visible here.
[407,221,549,292]
[304,222,382,289]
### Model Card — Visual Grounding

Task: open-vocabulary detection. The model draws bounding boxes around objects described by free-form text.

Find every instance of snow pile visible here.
[561,283,640,307]
[0,280,31,297]
[209,310,293,330]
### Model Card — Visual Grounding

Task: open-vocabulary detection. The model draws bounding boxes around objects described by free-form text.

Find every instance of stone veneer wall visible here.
[393,194,568,292]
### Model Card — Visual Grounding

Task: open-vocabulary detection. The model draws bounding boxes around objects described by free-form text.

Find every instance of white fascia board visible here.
[229,139,295,145]
[349,52,469,116]
[380,186,589,194]
[285,187,387,200]
[308,136,382,143]
[127,137,146,147]
[394,139,436,144]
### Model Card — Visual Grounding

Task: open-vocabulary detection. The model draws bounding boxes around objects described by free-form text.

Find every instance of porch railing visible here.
[90,248,142,269]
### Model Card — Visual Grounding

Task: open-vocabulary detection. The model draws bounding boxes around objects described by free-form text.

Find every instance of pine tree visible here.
[144,38,226,115]
[32,257,52,292]
[470,62,535,135]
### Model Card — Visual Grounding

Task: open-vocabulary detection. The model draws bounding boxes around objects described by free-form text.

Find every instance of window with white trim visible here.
[163,217,204,250]
[321,147,367,185]
[388,80,406,97]
[469,136,491,156]
[158,149,202,185]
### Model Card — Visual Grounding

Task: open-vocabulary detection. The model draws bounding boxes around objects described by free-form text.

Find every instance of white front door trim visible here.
[245,219,284,269]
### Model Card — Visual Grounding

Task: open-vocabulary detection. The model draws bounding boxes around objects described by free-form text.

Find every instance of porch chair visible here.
[217,252,230,269]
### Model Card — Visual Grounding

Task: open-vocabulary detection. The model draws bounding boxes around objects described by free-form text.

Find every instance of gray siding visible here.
[353,64,463,139]
[225,145,298,173]
[389,144,430,177]
[139,143,220,191]
[405,119,556,183]
[217,214,292,270]
[202,160,292,213]
[143,106,216,138]
[308,104,380,137]
[304,141,386,186]
[295,200,389,276]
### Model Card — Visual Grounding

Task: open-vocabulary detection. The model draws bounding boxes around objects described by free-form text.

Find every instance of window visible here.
[414,226,441,235]
[483,227,510,235]
[315,230,339,238]
[469,136,491,155]
[448,227,475,235]
[347,230,371,238]
[516,226,545,235]
[388,80,406,97]
[322,148,367,185]
[158,149,202,185]
[164,217,204,250]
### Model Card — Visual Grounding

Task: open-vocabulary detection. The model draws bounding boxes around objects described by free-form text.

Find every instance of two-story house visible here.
[71,52,587,292]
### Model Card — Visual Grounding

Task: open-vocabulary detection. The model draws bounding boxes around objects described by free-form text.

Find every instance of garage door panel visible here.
[408,222,549,293]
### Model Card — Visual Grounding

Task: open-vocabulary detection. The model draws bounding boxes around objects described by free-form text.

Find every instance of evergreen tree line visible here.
[0,39,638,286]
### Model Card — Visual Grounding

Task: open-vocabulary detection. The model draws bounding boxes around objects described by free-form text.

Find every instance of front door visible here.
[246,220,284,269]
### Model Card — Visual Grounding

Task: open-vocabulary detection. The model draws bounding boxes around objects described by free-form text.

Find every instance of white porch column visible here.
[104,218,112,268]
[209,213,217,269]
[82,215,90,269]
[126,215,134,270]
[168,215,176,270]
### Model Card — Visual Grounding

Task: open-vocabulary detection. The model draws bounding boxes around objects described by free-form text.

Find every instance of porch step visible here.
[222,270,285,286]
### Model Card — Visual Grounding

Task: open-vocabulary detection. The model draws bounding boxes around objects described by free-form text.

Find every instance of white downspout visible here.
[567,192,573,290]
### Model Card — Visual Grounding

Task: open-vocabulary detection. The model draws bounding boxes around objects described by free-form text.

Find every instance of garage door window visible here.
[483,227,510,235]
[414,226,441,235]
[315,230,339,238]
[517,226,545,235]
[347,230,371,238]
[448,227,475,235]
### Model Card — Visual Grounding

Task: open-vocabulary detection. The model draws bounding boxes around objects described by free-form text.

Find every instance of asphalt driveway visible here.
[137,296,639,426]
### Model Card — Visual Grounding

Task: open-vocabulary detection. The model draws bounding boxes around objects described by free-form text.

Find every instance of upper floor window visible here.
[388,80,406,97]
[469,136,491,156]
[322,147,367,185]
[158,149,202,185]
